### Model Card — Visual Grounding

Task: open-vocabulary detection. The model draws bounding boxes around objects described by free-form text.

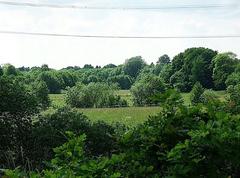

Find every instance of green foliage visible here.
[0,66,3,76]
[83,64,94,69]
[38,71,63,94]
[131,74,166,105]
[201,90,224,111]
[227,84,240,114]
[170,69,188,91]
[159,64,173,83]
[4,89,240,177]
[31,107,123,168]
[124,56,146,78]
[0,76,38,114]
[31,80,50,109]
[212,52,239,90]
[0,75,50,169]
[226,72,240,87]
[3,63,18,76]
[171,47,217,91]
[190,82,205,105]
[66,82,127,108]
[157,54,170,65]
[0,113,33,169]
[103,63,117,68]
[108,74,133,89]
[58,71,77,88]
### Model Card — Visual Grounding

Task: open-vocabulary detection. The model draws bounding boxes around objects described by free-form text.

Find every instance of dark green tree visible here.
[124,56,146,78]
[159,64,173,83]
[31,80,50,109]
[38,71,63,94]
[3,64,17,76]
[157,54,170,65]
[41,64,50,71]
[103,63,117,68]
[83,64,94,69]
[212,52,238,90]
[0,76,38,114]
[108,75,133,89]
[170,48,217,91]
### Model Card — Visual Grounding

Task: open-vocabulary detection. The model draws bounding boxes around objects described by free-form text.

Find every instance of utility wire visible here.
[0,1,236,10]
[0,30,240,39]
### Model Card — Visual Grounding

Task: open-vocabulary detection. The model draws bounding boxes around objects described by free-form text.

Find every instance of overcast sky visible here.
[0,0,240,69]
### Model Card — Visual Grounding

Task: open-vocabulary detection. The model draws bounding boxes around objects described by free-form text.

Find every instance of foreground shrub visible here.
[0,75,48,169]
[0,113,32,169]
[4,90,240,177]
[0,76,38,115]
[30,107,124,169]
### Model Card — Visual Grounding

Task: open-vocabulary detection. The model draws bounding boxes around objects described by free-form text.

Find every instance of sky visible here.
[0,0,240,69]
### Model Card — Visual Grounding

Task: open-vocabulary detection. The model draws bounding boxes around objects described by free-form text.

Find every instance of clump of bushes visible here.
[131,74,166,106]
[65,82,127,108]
[31,107,126,169]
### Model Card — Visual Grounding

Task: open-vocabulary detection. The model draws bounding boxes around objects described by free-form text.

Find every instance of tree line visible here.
[0,47,239,108]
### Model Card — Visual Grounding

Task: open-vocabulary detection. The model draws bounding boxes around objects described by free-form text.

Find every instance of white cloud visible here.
[0,0,239,69]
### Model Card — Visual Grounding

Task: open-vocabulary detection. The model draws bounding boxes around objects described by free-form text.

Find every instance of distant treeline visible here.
[0,47,239,95]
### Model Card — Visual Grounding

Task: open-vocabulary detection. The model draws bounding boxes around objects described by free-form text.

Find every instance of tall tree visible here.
[3,64,17,76]
[170,48,217,91]
[212,52,238,90]
[157,54,170,65]
[124,56,146,78]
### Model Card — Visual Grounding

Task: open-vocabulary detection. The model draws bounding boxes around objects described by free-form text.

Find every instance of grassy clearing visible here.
[80,107,160,126]
[49,90,227,126]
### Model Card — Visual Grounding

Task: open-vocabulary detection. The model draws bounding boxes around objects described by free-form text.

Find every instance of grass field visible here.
[49,90,227,126]
[80,107,160,126]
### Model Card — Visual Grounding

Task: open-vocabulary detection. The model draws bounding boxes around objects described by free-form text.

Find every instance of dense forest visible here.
[1,47,240,177]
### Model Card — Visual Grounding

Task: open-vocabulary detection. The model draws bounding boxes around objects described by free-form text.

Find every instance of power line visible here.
[0,30,240,39]
[0,1,236,10]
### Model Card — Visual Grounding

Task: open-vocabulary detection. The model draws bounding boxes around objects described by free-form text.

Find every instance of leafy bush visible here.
[0,76,38,115]
[226,84,240,114]
[30,107,124,169]
[226,72,240,87]
[31,80,50,109]
[212,52,239,90]
[0,75,51,169]
[0,113,33,169]
[66,82,127,108]
[131,74,166,105]
[190,82,204,105]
